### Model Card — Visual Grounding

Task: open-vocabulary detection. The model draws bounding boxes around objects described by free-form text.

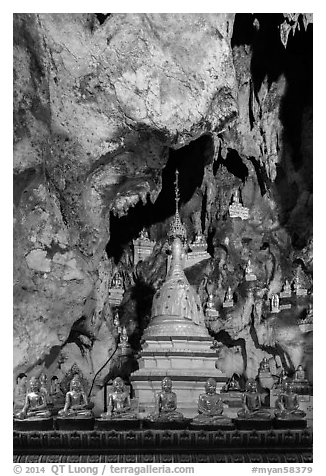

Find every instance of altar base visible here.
[55,417,94,431]
[13,418,53,432]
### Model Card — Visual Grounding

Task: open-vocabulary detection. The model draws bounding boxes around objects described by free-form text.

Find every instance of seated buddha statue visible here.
[294,365,306,381]
[139,228,150,241]
[276,369,289,389]
[100,377,136,420]
[237,379,272,420]
[291,364,311,394]
[245,259,257,281]
[223,286,234,308]
[222,373,242,392]
[14,376,51,420]
[192,378,231,426]
[111,271,123,289]
[275,381,306,420]
[148,377,184,422]
[258,357,274,390]
[58,375,93,419]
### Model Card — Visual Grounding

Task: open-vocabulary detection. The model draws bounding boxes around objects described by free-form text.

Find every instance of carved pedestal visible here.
[13,418,53,431]
[142,419,191,430]
[95,418,141,431]
[55,417,94,431]
[235,418,273,430]
[273,419,307,429]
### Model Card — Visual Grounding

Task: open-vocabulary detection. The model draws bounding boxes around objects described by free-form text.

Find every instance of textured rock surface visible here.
[13,13,312,398]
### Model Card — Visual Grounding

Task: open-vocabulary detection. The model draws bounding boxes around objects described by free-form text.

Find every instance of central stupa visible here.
[131,170,226,417]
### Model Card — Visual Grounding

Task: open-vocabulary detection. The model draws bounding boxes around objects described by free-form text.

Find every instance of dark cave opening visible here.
[106,134,214,263]
[223,148,249,182]
[231,13,255,48]
[95,13,112,25]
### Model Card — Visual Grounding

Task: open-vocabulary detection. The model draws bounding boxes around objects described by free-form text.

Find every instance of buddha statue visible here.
[119,326,129,346]
[58,375,93,419]
[206,293,215,310]
[14,377,52,420]
[245,259,257,282]
[259,357,270,372]
[223,286,234,308]
[205,293,219,321]
[109,272,125,306]
[193,232,205,245]
[294,365,305,382]
[293,264,308,296]
[258,357,274,390]
[270,294,280,313]
[148,377,184,422]
[192,378,231,426]
[280,280,292,298]
[278,369,288,384]
[118,326,132,357]
[222,374,242,392]
[113,310,121,332]
[190,231,208,254]
[139,228,150,241]
[292,364,311,394]
[111,271,123,289]
[13,373,28,413]
[237,379,272,420]
[275,381,306,420]
[100,377,136,420]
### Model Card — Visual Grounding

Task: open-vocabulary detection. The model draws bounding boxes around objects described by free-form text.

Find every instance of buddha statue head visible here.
[283,381,295,394]
[70,375,82,391]
[205,378,217,395]
[259,357,270,372]
[162,377,173,393]
[29,376,41,392]
[245,378,257,393]
[113,377,125,393]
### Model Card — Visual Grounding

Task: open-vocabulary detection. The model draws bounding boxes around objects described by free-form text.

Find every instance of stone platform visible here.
[13,429,313,463]
[131,335,226,417]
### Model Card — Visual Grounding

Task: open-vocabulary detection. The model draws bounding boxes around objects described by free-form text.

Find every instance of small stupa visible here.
[131,170,226,417]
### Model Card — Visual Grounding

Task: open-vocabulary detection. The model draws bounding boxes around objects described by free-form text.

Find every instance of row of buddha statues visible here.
[244,261,310,297]
[14,374,93,421]
[13,372,63,414]
[205,285,312,322]
[14,361,310,426]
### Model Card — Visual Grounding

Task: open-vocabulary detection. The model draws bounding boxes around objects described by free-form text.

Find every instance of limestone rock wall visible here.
[13,13,312,395]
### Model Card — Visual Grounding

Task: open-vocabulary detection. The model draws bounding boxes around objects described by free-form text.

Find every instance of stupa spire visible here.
[168,169,187,243]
